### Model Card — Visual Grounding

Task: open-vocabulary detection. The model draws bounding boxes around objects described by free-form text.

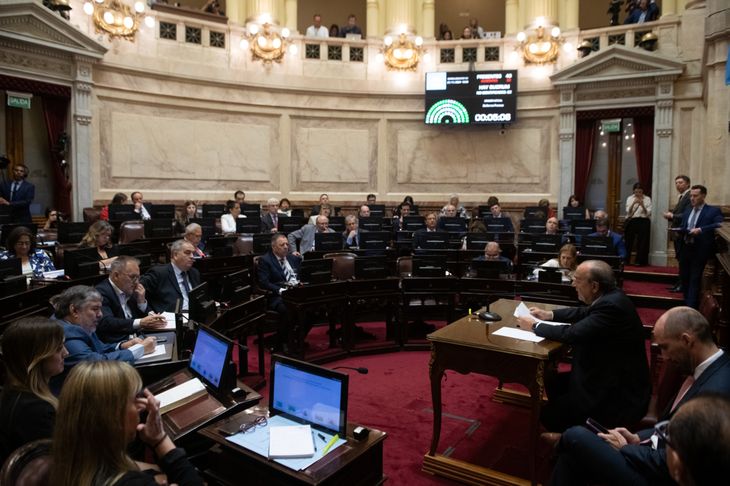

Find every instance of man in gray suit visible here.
[663,175,691,292]
[287,215,335,256]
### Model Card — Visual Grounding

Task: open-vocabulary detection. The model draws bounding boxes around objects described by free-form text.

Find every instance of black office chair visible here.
[0,439,52,486]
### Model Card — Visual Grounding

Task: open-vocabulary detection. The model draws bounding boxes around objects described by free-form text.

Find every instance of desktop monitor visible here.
[189,281,217,326]
[278,216,307,235]
[359,231,390,250]
[412,254,447,277]
[327,216,345,233]
[523,207,547,219]
[218,268,252,305]
[354,257,390,279]
[236,217,262,234]
[314,232,343,252]
[150,204,175,219]
[571,219,596,236]
[367,204,385,218]
[403,215,425,231]
[206,235,237,257]
[57,221,90,244]
[484,217,511,233]
[202,204,225,219]
[144,219,174,238]
[530,234,562,253]
[0,257,22,280]
[581,235,615,255]
[0,206,12,225]
[439,217,467,233]
[0,258,26,296]
[465,233,491,250]
[418,231,449,250]
[298,258,333,284]
[240,203,262,219]
[189,218,216,241]
[537,266,563,284]
[471,259,510,279]
[563,206,586,220]
[0,223,38,248]
[63,246,101,279]
[252,233,272,254]
[521,218,548,234]
[269,354,348,437]
[358,217,383,232]
[478,205,493,218]
[190,325,233,392]
[116,244,153,272]
[107,204,136,222]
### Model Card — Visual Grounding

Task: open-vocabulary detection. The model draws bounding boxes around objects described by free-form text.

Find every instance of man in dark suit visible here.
[589,218,628,259]
[130,191,152,220]
[678,184,723,309]
[518,260,651,432]
[140,240,200,312]
[95,255,167,343]
[547,306,730,485]
[412,212,442,249]
[663,175,691,292]
[343,214,367,248]
[261,197,281,233]
[393,202,412,232]
[0,164,34,223]
[471,241,513,273]
[256,233,302,351]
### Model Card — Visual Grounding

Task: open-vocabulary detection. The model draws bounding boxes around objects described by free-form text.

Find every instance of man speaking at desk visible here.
[517,260,651,432]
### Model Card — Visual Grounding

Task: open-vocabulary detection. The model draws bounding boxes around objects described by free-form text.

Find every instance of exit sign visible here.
[6,91,32,110]
[601,119,621,133]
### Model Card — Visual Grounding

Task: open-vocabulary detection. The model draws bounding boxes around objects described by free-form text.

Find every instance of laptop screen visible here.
[269,355,348,436]
[190,326,232,390]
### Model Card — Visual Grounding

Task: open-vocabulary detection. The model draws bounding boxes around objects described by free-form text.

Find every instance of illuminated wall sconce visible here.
[638,32,658,51]
[239,19,292,64]
[82,0,151,40]
[577,40,594,58]
[382,32,424,71]
[516,19,564,64]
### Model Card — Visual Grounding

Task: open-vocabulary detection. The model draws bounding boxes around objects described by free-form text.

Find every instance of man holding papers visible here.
[96,256,167,343]
[516,260,651,432]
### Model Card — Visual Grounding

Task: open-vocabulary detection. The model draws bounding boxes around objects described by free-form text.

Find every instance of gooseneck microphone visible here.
[333,366,369,375]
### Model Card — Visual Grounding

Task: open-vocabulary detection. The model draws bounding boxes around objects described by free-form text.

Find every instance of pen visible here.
[312,431,317,451]
[317,432,326,442]
[321,434,339,455]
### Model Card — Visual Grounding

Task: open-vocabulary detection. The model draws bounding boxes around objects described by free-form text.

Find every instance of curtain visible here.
[633,115,654,196]
[41,97,72,215]
[574,119,598,203]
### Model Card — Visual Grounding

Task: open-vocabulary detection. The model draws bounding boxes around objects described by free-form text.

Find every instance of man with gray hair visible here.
[95,255,167,343]
[287,215,335,255]
[140,239,200,312]
[184,222,206,258]
[261,197,281,233]
[343,214,364,248]
[51,285,156,385]
[517,260,651,432]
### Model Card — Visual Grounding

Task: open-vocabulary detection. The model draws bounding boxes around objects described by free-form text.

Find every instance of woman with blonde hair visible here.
[0,317,67,464]
[79,220,118,269]
[534,243,578,282]
[50,361,202,486]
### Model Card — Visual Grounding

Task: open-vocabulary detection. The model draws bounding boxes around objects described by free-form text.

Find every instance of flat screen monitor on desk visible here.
[0,223,38,248]
[240,204,262,219]
[530,234,562,253]
[218,269,251,305]
[412,255,447,277]
[202,204,225,219]
[359,231,390,250]
[145,219,174,238]
[354,257,390,279]
[151,204,176,219]
[269,354,348,437]
[57,221,90,244]
[581,235,615,256]
[278,217,307,235]
[189,218,216,241]
[108,204,136,222]
[0,206,11,225]
[484,217,511,233]
[523,207,547,219]
[190,325,233,392]
[298,258,333,285]
[416,231,449,250]
[536,266,563,284]
[367,204,385,218]
[440,217,467,233]
[471,259,510,279]
[314,232,343,252]
[403,216,425,231]
[465,232,490,250]
[521,219,547,234]
[358,217,383,232]
[327,216,345,233]
[0,258,26,296]
[236,217,261,235]
[206,235,237,257]
[189,281,217,326]
[63,246,100,279]
[252,233,271,254]
[571,219,596,236]
[563,206,586,220]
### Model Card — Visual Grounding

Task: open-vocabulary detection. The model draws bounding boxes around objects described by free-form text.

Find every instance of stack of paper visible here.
[268,425,315,458]
[155,377,207,414]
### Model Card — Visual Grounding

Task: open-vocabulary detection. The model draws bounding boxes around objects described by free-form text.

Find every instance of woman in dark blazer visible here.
[78,220,119,269]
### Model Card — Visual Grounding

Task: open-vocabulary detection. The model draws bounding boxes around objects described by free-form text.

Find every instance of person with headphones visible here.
[0,163,35,223]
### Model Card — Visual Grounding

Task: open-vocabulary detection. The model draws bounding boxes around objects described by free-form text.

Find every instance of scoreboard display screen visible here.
[424,70,518,126]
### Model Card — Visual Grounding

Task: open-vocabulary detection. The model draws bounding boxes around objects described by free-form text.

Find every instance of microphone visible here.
[333,366,368,374]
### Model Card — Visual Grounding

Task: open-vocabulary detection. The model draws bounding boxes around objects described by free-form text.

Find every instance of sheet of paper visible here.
[226,415,346,471]
[269,425,315,458]
[161,311,176,330]
[143,344,166,358]
[536,320,571,327]
[492,326,545,343]
[42,269,65,279]
[155,377,205,410]
[513,302,532,318]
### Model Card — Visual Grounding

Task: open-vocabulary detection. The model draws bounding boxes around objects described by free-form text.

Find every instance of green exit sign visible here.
[601,118,621,133]
[6,91,32,110]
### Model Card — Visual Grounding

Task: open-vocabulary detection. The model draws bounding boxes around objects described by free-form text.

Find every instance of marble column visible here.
[366,0,379,38]
[505,0,519,35]
[557,86,576,214]
[225,0,246,25]
[284,0,297,32]
[563,0,579,29]
[524,0,558,27]
[247,0,280,23]
[661,0,677,15]
[422,0,435,39]
[385,0,416,33]
[71,56,96,220]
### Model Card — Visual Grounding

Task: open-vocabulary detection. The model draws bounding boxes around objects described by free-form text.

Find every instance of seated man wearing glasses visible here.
[547,306,730,485]
[95,256,167,343]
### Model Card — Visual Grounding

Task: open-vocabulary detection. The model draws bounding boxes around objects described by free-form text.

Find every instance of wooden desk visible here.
[198,409,387,486]
[424,298,566,485]
[147,369,262,443]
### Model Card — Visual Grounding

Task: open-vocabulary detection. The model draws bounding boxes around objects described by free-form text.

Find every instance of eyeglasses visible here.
[125,274,140,282]
[239,415,267,433]
[654,420,673,448]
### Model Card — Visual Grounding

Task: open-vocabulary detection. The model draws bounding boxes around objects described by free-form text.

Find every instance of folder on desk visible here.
[268,424,315,458]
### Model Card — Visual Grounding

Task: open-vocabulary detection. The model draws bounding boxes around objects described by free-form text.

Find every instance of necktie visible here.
[280,259,293,282]
[670,375,695,413]
[9,182,17,201]
[120,293,132,319]
[688,209,699,229]
[181,271,191,292]
[272,214,278,228]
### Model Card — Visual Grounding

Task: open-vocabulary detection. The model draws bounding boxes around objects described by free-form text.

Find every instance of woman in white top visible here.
[220,200,242,234]
[278,198,292,217]
[534,243,578,283]
[624,182,652,266]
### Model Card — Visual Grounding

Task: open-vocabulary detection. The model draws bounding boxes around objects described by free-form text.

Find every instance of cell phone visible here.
[585,417,608,434]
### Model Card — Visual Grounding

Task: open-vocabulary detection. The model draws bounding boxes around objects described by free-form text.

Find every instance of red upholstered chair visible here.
[396,256,412,277]
[0,439,52,486]
[323,252,356,281]
[119,220,145,244]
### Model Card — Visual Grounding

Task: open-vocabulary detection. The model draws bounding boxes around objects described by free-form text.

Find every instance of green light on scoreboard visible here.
[425,99,470,124]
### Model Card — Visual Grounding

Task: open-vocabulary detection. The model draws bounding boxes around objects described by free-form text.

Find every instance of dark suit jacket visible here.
[0,179,34,223]
[95,278,147,343]
[261,212,280,232]
[535,288,651,427]
[588,230,628,259]
[679,204,723,256]
[257,251,302,295]
[670,190,691,227]
[139,264,201,312]
[624,3,659,23]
